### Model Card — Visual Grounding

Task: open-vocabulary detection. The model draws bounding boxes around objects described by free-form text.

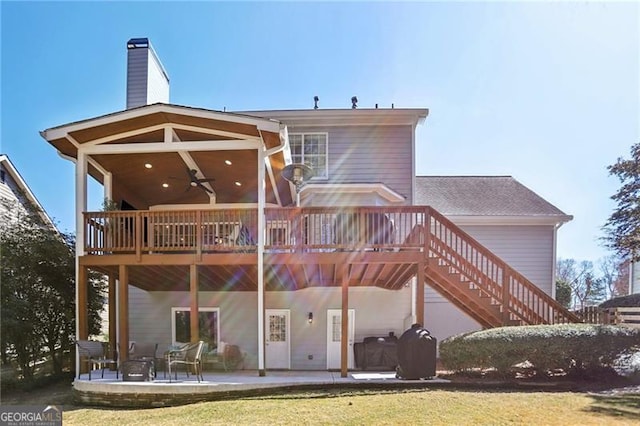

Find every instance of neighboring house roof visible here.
[0,154,56,229]
[415,176,572,225]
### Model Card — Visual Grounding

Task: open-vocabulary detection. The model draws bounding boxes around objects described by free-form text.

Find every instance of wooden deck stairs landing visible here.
[420,208,580,327]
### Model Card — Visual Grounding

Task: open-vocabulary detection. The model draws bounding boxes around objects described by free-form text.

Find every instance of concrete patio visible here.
[72,369,451,407]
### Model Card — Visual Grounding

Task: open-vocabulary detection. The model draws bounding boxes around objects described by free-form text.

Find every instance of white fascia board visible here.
[443,214,574,226]
[81,139,261,155]
[302,183,406,203]
[240,108,429,128]
[42,103,281,141]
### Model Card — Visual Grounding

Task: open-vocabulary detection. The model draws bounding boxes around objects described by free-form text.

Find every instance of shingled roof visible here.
[415,176,571,219]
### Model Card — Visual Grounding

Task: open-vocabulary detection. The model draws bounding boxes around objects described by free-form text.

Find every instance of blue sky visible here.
[1,1,638,264]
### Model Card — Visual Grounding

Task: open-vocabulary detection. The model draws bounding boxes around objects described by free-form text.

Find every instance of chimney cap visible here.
[127,38,149,49]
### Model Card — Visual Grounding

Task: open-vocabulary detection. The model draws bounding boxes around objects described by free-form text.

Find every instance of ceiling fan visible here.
[170,168,215,194]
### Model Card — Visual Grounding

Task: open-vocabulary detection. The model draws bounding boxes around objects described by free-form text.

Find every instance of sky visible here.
[1,1,638,264]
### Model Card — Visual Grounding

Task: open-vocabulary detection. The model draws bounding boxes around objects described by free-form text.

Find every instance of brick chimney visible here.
[126,38,169,109]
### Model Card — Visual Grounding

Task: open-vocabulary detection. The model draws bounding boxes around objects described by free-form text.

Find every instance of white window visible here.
[171,307,220,349]
[289,133,328,179]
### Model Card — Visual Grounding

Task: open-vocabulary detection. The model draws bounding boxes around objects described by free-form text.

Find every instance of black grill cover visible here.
[122,359,154,382]
[396,324,437,380]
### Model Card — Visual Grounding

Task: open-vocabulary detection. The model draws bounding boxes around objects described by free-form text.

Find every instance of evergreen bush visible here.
[439,324,640,378]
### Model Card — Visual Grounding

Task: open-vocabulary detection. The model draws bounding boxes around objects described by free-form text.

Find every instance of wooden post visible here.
[135,212,142,261]
[118,265,129,363]
[77,266,89,376]
[340,263,349,378]
[108,274,117,361]
[77,266,88,341]
[502,267,511,325]
[416,261,425,326]
[190,264,199,343]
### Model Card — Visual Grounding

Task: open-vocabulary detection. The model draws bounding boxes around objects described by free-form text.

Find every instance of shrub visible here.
[439,324,640,378]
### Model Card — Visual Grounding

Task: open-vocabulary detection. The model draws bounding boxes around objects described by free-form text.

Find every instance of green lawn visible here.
[62,388,640,425]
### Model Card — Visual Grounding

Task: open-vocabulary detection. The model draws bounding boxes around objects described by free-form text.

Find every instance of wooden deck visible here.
[80,205,579,326]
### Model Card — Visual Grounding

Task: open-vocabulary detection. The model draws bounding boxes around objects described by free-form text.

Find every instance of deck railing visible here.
[426,208,580,325]
[83,206,428,255]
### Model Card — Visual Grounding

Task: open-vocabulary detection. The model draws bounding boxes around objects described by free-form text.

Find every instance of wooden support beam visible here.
[416,260,425,326]
[108,274,117,359]
[118,265,129,363]
[340,263,349,378]
[77,266,88,340]
[190,264,199,343]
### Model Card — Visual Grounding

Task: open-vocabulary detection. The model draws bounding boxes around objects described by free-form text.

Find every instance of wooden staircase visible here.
[421,207,580,326]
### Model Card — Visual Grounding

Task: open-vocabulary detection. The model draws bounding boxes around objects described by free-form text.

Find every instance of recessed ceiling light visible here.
[235,181,242,186]
[162,183,169,188]
[144,163,153,169]
[225,160,232,166]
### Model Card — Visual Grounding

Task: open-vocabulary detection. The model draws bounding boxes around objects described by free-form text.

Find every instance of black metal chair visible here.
[76,340,118,380]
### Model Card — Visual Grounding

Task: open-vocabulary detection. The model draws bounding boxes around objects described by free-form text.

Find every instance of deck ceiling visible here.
[42,105,294,208]
[86,252,420,292]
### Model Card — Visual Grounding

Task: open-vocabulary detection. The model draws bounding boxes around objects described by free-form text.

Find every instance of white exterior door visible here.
[266,309,290,369]
[326,309,355,370]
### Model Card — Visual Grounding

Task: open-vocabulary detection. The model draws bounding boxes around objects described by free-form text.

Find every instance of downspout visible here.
[261,124,290,207]
[256,124,288,376]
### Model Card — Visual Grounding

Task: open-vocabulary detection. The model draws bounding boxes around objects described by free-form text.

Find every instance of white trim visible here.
[241,108,429,128]
[551,224,559,299]
[444,215,574,226]
[257,147,266,373]
[42,103,282,140]
[170,307,220,346]
[80,139,261,155]
[288,132,329,180]
[302,183,406,204]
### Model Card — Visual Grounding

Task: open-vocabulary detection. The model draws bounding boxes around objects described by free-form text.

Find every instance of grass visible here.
[61,388,640,425]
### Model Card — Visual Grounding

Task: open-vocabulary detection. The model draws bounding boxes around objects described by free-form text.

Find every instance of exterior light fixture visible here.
[144,163,153,169]
[308,312,313,324]
[234,181,242,186]
[282,163,313,207]
[162,183,169,188]
[225,160,232,166]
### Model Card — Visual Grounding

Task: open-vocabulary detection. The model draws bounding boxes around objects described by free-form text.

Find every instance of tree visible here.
[598,255,629,300]
[603,143,640,260]
[0,198,104,380]
[555,258,606,309]
[555,279,572,308]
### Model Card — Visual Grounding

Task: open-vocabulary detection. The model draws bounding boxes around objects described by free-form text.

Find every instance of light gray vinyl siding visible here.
[460,225,554,294]
[289,125,413,204]
[128,286,412,370]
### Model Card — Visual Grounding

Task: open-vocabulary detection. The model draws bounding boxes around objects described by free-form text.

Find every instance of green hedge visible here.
[439,324,640,377]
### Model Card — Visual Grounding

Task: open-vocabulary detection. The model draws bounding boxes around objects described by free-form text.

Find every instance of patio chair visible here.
[76,340,118,380]
[206,343,245,371]
[167,340,205,383]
